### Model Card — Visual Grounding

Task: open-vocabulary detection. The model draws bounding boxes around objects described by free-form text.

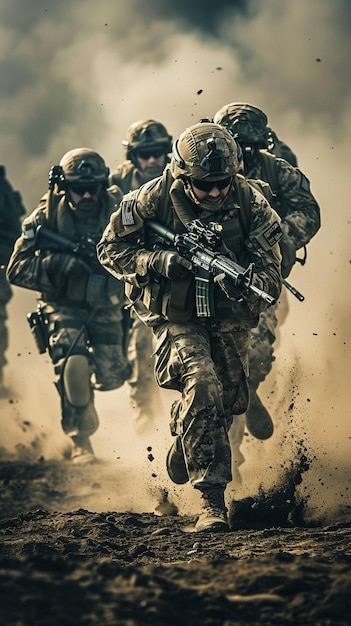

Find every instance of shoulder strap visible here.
[235,174,251,239]
[258,150,279,194]
[157,168,175,225]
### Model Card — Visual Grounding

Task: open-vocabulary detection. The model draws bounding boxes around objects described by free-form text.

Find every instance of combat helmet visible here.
[122,120,172,162]
[170,121,242,181]
[59,148,110,185]
[214,103,269,147]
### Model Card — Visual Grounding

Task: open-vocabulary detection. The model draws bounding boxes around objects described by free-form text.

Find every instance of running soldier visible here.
[7,149,131,463]
[109,120,173,432]
[213,102,321,470]
[97,121,282,532]
[0,166,26,394]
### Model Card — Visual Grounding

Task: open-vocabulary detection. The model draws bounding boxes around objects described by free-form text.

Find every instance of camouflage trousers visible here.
[229,290,290,465]
[249,289,289,387]
[153,318,250,489]
[41,302,131,436]
[0,268,12,369]
[127,313,162,425]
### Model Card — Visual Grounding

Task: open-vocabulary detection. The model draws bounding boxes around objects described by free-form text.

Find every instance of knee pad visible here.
[63,355,91,407]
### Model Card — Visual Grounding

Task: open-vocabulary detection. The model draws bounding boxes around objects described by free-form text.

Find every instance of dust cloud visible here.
[0,0,350,520]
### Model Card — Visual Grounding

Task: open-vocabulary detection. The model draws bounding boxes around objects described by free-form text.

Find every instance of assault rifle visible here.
[34,225,106,276]
[31,225,132,355]
[145,218,277,317]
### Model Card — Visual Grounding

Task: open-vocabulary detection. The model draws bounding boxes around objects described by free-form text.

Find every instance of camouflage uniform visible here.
[267,127,298,167]
[7,149,131,462]
[214,102,321,459]
[109,120,173,432]
[98,122,282,530]
[0,167,26,392]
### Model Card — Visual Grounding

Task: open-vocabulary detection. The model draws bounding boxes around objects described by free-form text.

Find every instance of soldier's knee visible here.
[63,355,91,406]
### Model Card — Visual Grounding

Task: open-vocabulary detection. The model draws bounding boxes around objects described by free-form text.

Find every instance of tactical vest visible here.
[135,170,260,325]
[42,187,123,307]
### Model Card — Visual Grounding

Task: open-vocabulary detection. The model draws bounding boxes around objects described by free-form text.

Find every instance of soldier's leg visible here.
[154,320,249,531]
[89,307,132,391]
[127,314,161,433]
[246,305,279,440]
[45,305,98,462]
[210,321,250,488]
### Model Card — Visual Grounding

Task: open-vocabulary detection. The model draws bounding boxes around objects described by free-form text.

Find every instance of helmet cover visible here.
[59,148,109,183]
[170,121,241,180]
[214,102,269,146]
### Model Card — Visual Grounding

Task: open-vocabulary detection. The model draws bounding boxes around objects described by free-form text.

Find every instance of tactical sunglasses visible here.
[190,177,232,192]
[69,183,101,196]
[136,147,166,160]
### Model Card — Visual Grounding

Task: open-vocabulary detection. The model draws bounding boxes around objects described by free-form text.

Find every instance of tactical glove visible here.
[147,250,193,280]
[43,253,92,283]
[279,233,296,278]
[214,272,245,301]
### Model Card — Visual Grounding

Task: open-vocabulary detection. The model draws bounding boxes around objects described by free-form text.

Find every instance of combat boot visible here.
[166,436,189,484]
[70,434,95,464]
[195,487,229,533]
[245,389,274,440]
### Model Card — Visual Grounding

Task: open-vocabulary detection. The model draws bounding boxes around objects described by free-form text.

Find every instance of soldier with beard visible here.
[97,121,282,532]
[213,102,321,474]
[7,149,131,463]
[109,120,173,433]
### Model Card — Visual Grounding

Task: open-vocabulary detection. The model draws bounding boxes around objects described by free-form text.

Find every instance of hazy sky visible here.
[1,0,350,207]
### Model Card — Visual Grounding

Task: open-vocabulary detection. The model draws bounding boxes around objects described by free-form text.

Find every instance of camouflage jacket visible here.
[97,167,282,329]
[246,150,321,252]
[109,161,146,195]
[7,186,124,310]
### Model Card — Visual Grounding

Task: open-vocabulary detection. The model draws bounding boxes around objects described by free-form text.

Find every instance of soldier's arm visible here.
[98,183,160,287]
[238,187,283,314]
[276,159,321,250]
[6,204,56,293]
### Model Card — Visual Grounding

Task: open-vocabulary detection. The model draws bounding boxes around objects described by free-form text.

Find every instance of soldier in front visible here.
[97,122,282,532]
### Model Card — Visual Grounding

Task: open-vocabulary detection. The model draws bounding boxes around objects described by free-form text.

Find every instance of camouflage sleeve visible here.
[275,159,321,250]
[239,187,283,315]
[6,205,55,293]
[97,178,161,287]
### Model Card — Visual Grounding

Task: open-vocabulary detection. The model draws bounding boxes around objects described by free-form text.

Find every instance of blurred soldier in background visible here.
[7,149,131,463]
[98,121,282,532]
[214,102,320,478]
[0,166,26,395]
[267,127,298,167]
[109,120,173,433]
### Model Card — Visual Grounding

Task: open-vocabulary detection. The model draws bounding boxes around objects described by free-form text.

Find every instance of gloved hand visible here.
[147,250,193,280]
[43,253,92,281]
[279,233,296,278]
[214,272,245,301]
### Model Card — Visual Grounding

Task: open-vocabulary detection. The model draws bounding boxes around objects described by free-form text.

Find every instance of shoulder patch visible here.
[121,190,139,226]
[262,221,283,247]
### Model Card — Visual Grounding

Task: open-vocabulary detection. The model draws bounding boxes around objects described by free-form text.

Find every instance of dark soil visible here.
[0,456,350,626]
